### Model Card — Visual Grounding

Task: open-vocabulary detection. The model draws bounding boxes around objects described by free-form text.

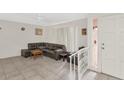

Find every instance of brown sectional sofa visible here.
[27,42,66,60]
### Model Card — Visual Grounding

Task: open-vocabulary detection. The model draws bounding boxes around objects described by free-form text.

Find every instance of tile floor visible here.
[0,56,119,80]
[82,70,120,80]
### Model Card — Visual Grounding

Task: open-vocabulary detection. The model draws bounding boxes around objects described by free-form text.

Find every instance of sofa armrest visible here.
[53,49,64,60]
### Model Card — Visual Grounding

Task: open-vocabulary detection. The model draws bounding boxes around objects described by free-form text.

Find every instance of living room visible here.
[1,0,123,93]
[0,13,89,80]
[0,13,122,80]
[0,14,87,58]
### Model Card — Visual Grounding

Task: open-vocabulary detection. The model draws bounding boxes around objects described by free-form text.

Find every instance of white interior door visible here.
[98,15,124,79]
[116,15,124,79]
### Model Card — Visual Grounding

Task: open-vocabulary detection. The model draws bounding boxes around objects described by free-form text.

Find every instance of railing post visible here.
[69,47,89,80]
[77,52,80,80]
[73,55,76,79]
[69,56,73,79]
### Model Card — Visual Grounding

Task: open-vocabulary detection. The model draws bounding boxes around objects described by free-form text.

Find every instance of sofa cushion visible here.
[43,49,55,54]
[39,46,46,50]
[36,43,44,47]
[28,43,37,50]
[55,49,63,52]
[47,50,55,54]
[48,45,53,50]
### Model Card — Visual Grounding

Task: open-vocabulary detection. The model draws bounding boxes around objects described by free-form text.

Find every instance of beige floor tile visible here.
[3,67,15,73]
[18,65,33,72]
[82,71,98,80]
[7,75,25,80]
[5,70,20,79]
[0,73,6,80]
[21,70,38,79]
[0,56,120,80]
[95,74,109,80]
[38,69,57,80]
[0,68,4,74]
[28,75,44,80]
[108,77,118,80]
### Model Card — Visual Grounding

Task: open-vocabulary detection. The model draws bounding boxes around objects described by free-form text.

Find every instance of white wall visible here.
[0,20,47,59]
[43,27,57,43]
[46,18,88,52]
[75,19,88,50]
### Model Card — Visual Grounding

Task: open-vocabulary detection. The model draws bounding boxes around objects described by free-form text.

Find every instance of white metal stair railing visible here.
[69,47,88,80]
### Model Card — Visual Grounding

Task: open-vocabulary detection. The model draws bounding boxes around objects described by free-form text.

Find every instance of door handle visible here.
[101,47,104,50]
[102,43,105,50]
[102,43,104,45]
